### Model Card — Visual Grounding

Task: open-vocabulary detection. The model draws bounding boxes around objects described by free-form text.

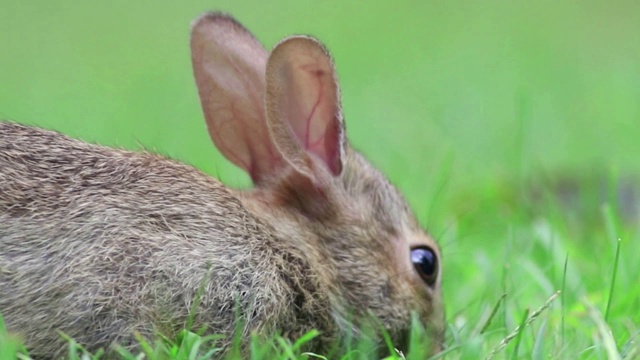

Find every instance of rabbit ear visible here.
[265,36,345,182]
[190,12,283,184]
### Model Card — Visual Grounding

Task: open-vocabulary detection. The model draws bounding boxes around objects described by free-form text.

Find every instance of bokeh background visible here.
[2,0,639,354]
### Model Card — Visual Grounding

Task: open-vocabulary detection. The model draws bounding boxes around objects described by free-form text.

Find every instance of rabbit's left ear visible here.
[190,12,285,185]
[265,36,345,183]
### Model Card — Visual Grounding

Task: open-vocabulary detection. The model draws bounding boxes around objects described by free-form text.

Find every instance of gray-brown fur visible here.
[0,11,443,358]
[0,122,326,356]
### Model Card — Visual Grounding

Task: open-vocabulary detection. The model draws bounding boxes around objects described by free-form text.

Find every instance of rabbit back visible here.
[0,121,325,357]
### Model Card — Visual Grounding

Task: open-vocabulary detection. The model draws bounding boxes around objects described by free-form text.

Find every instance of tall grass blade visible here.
[605,239,621,322]
[585,300,621,360]
[561,253,568,348]
[480,293,507,334]
[531,318,547,360]
[509,308,529,360]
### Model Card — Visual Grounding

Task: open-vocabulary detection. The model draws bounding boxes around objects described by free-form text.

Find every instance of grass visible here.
[1,0,639,359]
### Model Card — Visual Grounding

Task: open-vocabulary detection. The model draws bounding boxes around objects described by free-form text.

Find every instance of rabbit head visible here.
[191,13,444,353]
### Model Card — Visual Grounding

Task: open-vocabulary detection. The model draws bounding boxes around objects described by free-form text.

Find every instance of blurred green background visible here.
[2,1,640,351]
[3,1,639,194]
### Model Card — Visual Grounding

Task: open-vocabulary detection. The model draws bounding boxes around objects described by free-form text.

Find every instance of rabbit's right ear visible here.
[190,12,283,184]
[265,36,345,185]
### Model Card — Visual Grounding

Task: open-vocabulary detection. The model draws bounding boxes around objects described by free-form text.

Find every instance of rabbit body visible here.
[0,12,443,358]
[0,122,334,357]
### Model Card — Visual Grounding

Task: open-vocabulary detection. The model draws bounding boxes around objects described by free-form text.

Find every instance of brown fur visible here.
[0,11,444,359]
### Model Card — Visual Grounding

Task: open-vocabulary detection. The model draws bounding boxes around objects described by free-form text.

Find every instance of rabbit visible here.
[0,12,444,358]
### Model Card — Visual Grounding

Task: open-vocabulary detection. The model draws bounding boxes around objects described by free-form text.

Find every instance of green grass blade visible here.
[292,330,320,352]
[407,312,429,360]
[301,352,328,360]
[585,300,621,360]
[605,238,621,322]
[480,293,507,334]
[531,318,547,360]
[276,337,296,360]
[561,253,568,348]
[509,308,530,360]
[0,312,28,360]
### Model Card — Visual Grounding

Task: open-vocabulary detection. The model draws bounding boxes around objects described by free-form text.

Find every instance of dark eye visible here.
[410,247,438,286]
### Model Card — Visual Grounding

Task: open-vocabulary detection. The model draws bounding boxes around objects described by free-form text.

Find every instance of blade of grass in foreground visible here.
[480,293,507,334]
[509,308,530,360]
[604,238,621,322]
[502,226,513,335]
[531,318,547,360]
[484,291,560,360]
[406,312,429,360]
[561,253,568,349]
[585,299,621,360]
[620,330,640,359]
[0,312,28,360]
[291,329,320,352]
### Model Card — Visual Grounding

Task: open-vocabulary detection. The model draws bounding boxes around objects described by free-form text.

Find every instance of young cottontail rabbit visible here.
[0,12,444,358]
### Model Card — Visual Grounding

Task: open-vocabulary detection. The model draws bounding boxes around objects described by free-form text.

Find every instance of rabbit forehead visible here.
[340,149,420,235]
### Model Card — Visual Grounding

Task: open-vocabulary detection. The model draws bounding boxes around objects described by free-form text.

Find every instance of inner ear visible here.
[190,12,284,185]
[265,36,345,179]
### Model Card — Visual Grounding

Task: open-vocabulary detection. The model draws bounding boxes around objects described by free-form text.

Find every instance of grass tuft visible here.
[484,291,560,360]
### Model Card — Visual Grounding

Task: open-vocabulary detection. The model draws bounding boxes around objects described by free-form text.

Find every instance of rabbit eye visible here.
[410,247,438,286]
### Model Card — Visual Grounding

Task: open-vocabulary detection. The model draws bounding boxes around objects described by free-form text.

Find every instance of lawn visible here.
[1,0,639,359]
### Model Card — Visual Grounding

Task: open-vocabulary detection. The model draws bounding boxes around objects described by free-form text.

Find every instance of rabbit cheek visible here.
[391,233,444,349]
